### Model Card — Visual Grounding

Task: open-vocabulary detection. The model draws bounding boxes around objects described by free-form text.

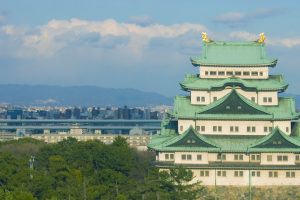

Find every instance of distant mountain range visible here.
[0,84,300,108]
[0,84,173,106]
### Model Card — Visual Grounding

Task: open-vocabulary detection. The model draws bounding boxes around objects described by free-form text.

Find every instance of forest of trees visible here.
[0,137,210,200]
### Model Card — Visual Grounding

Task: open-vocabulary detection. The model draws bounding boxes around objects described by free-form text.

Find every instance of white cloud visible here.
[213,8,283,27]
[228,31,300,48]
[1,18,207,57]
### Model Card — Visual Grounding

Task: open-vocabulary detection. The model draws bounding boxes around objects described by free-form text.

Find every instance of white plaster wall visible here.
[174,152,209,164]
[188,169,300,186]
[178,120,195,133]
[236,89,257,103]
[190,89,278,106]
[199,66,269,79]
[190,91,211,105]
[258,91,278,106]
[273,121,291,135]
[260,153,295,165]
[158,152,175,162]
[178,119,290,135]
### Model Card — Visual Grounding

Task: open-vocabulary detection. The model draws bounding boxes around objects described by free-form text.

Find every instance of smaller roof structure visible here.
[180,74,288,92]
[191,41,277,67]
[248,127,300,152]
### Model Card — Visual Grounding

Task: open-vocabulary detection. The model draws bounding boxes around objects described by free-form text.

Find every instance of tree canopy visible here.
[0,138,207,200]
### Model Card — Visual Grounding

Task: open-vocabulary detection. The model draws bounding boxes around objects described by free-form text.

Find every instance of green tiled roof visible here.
[173,92,299,120]
[165,126,219,148]
[148,127,300,153]
[190,41,277,67]
[180,74,288,92]
[248,127,300,152]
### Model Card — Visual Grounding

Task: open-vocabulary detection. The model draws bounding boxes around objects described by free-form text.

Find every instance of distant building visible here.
[72,107,81,119]
[30,132,150,151]
[7,109,23,119]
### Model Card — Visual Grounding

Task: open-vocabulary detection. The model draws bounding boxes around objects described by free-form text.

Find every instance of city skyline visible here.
[1,1,300,96]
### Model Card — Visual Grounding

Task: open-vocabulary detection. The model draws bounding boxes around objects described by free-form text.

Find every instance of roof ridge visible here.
[165,126,220,148]
[248,127,300,150]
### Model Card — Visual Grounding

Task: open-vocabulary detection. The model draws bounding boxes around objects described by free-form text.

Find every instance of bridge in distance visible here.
[0,119,163,132]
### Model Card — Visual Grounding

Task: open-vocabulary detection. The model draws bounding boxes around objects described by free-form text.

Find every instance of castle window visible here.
[201,126,205,132]
[251,72,258,76]
[218,126,222,132]
[264,127,268,132]
[247,126,251,132]
[235,126,239,132]
[235,71,241,76]
[234,171,243,177]
[226,71,233,76]
[201,97,205,102]
[251,97,255,102]
[269,127,272,132]
[196,126,200,131]
[217,154,226,160]
[269,171,278,177]
[286,127,289,132]
[267,155,272,161]
[239,154,243,160]
[187,155,192,160]
[296,155,300,161]
[200,170,209,177]
[213,126,217,132]
[205,71,208,75]
[181,155,186,160]
[197,155,202,160]
[260,72,263,76]
[217,171,226,177]
[210,71,217,75]
[252,171,261,177]
[197,97,201,102]
[230,126,234,132]
[218,71,225,75]
[180,126,183,131]
[268,97,272,102]
[234,154,243,161]
[251,154,261,161]
[165,154,169,160]
[170,154,174,160]
[252,127,256,132]
[278,155,288,161]
[243,71,250,76]
[263,97,268,103]
[213,97,217,102]
[286,171,296,178]
[222,154,226,160]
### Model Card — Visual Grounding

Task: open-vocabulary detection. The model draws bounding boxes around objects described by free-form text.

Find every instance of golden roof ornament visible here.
[258,32,266,43]
[201,32,210,43]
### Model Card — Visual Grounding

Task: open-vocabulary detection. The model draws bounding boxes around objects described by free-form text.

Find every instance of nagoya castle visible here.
[148,33,300,186]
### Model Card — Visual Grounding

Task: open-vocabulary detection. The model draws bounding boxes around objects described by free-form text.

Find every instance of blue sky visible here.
[1,0,300,96]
